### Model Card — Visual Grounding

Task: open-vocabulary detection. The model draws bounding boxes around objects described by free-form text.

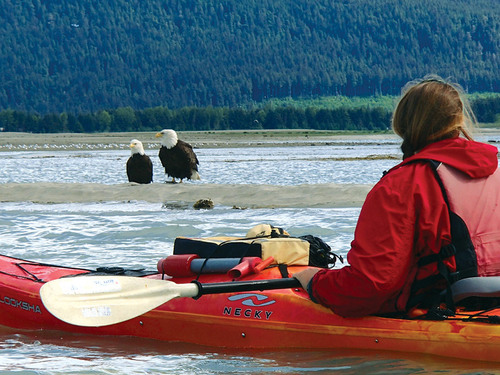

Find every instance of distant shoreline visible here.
[0,129,398,151]
[1,128,498,152]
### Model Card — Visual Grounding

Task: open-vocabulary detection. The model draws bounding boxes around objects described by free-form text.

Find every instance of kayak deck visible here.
[1,253,500,362]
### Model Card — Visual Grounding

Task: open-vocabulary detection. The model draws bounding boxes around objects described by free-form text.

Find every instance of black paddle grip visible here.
[191,277,301,299]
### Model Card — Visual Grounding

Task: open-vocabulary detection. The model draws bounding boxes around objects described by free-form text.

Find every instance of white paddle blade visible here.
[40,276,199,327]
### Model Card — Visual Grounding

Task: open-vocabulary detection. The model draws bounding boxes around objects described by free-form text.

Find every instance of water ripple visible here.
[0,202,359,270]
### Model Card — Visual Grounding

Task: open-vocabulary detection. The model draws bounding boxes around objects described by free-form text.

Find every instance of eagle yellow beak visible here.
[129,143,134,148]
[155,132,162,138]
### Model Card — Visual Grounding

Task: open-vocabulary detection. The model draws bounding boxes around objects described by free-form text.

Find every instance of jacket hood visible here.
[398,137,498,179]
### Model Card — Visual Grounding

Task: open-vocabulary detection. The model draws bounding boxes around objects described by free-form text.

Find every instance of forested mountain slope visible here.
[1,0,499,114]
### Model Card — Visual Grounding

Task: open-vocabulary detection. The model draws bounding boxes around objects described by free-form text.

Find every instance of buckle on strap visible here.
[418,244,456,267]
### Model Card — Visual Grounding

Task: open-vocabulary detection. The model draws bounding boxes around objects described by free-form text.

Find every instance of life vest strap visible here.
[404,159,478,311]
[417,243,456,267]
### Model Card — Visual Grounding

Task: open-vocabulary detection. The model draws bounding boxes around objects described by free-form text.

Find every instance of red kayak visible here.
[2,253,500,363]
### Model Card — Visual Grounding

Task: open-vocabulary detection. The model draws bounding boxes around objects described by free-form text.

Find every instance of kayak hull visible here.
[1,254,500,362]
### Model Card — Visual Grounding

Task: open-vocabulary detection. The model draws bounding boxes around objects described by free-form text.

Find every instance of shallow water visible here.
[1,328,499,374]
[0,142,400,185]
[0,202,358,270]
[1,138,500,373]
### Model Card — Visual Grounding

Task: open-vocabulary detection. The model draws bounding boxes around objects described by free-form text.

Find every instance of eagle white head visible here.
[155,129,178,149]
[129,139,146,155]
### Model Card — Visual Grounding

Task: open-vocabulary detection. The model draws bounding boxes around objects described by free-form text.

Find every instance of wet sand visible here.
[0,182,371,208]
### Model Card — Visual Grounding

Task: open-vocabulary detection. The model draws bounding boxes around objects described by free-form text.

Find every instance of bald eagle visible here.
[126,139,153,184]
[155,129,200,183]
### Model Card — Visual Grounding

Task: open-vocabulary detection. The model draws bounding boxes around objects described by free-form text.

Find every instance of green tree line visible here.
[1,96,499,133]
[0,0,499,114]
[0,106,390,133]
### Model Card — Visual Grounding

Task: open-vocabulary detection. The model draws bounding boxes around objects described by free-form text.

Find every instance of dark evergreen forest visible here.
[1,95,499,134]
[1,0,499,116]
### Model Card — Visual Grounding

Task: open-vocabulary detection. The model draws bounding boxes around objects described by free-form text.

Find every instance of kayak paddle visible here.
[40,276,301,327]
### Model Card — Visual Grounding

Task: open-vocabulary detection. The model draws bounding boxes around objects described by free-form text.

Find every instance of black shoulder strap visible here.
[405,159,477,311]
[424,160,478,280]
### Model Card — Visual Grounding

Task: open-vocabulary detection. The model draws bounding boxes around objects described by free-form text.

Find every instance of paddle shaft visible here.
[41,276,303,327]
[194,277,301,297]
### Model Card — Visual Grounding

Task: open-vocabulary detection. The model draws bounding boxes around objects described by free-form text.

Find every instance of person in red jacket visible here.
[294,76,500,317]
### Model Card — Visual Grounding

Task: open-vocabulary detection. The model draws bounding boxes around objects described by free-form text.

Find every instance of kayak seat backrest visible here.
[452,277,500,303]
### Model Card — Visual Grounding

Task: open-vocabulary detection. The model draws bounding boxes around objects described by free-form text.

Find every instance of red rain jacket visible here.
[310,137,499,317]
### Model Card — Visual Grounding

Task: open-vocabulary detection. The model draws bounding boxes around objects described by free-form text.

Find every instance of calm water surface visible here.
[1,139,500,373]
[0,142,401,185]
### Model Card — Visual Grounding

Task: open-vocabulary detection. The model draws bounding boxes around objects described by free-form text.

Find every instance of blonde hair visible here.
[392,75,476,159]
